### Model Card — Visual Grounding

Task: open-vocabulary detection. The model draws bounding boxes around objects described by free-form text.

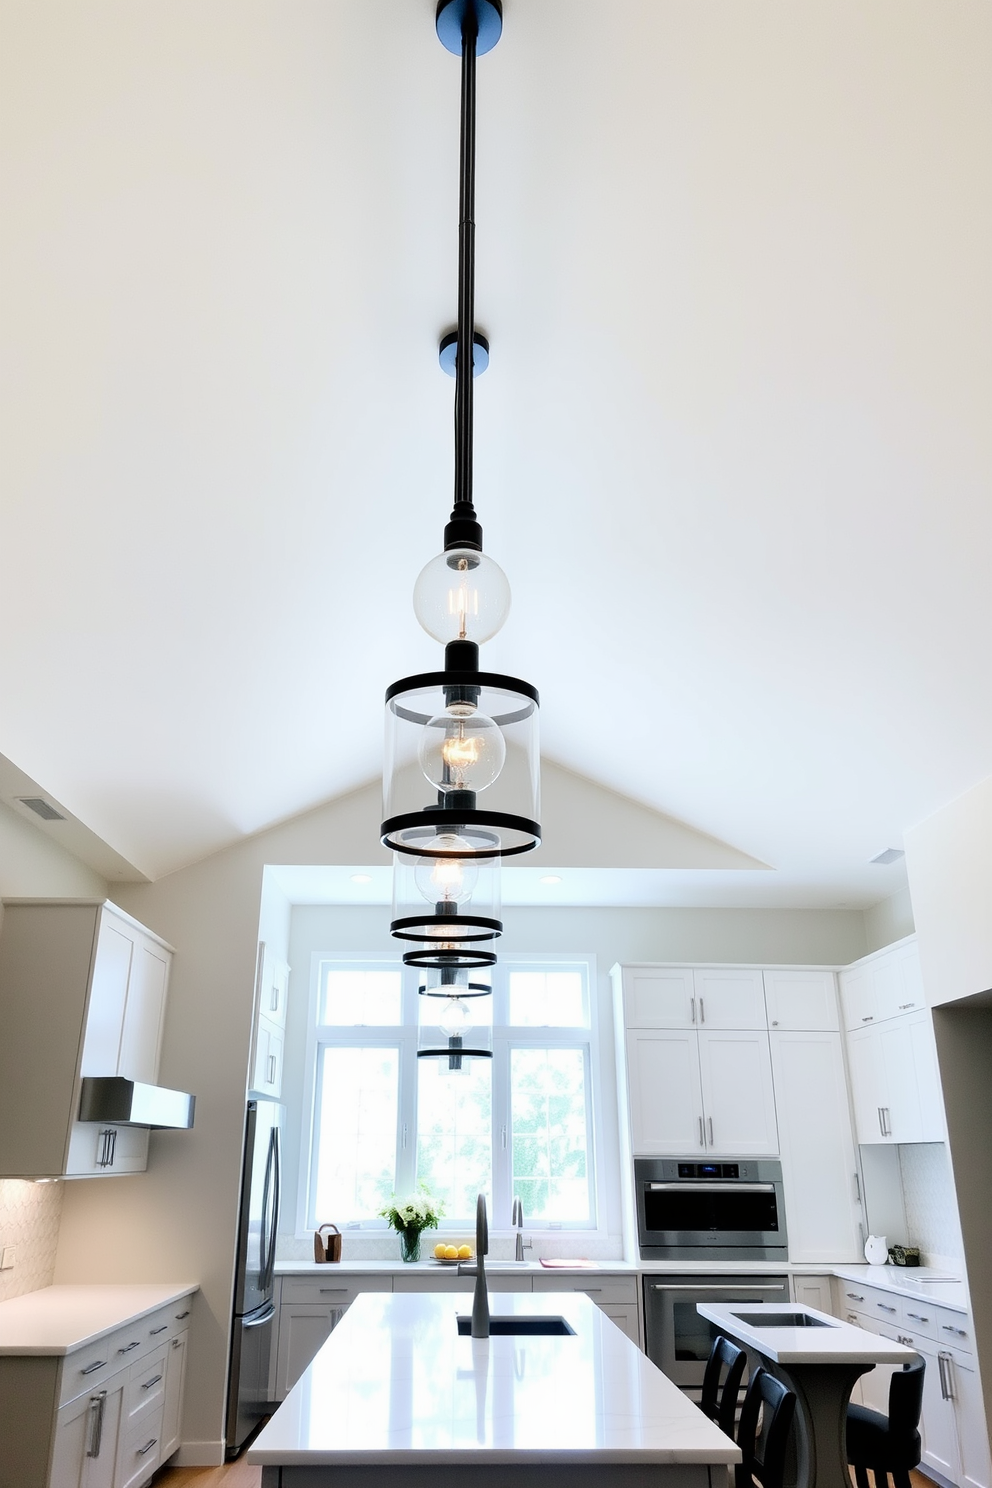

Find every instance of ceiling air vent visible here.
[15,796,66,822]
[870,848,905,865]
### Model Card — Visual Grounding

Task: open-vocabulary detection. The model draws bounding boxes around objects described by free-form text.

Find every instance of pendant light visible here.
[382,0,541,1052]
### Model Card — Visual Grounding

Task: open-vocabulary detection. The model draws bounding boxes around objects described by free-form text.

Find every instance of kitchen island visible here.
[249,1290,738,1488]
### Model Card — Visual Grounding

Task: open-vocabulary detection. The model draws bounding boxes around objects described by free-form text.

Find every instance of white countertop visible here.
[831,1265,968,1312]
[249,1290,740,1467]
[696,1301,918,1365]
[0,1284,198,1356]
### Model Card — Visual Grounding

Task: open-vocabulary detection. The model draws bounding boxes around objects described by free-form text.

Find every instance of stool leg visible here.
[853,1465,872,1488]
[872,1466,890,1488]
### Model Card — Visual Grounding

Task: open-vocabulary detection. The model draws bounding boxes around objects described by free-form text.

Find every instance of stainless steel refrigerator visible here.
[225,1098,282,1457]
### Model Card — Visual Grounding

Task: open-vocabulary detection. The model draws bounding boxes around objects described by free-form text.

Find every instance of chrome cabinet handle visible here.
[698,1117,705,1147]
[141,1373,163,1390]
[80,1358,107,1376]
[150,1324,168,1335]
[319,1287,348,1293]
[942,1324,967,1336]
[86,1392,107,1457]
[171,1336,182,1349]
[862,1015,874,1022]
[267,1053,276,1084]
[137,1437,158,1457]
[117,1340,140,1354]
[939,1351,956,1400]
[906,1312,929,1323]
[699,998,705,1024]
[175,1310,190,1320]
[579,1287,602,1293]
[899,1002,915,1009]
[97,1127,117,1168]
[877,1303,897,1313]
[707,1116,714,1145]
[847,1292,865,1301]
[691,997,696,1024]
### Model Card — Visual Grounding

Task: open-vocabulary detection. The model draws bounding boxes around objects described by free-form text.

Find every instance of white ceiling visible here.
[1,2,989,905]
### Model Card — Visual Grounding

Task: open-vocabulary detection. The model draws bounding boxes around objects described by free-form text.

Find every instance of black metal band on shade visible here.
[417,1047,493,1060]
[382,810,541,859]
[419,981,492,998]
[385,669,539,719]
[403,946,497,970]
[390,913,503,943]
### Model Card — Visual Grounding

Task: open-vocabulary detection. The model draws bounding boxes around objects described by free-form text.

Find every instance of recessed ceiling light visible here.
[539,875,562,885]
[869,848,905,866]
[350,873,373,885]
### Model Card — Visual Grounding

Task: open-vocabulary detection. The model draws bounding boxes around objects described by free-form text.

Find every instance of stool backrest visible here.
[701,1334,748,1437]
[889,1355,925,1435]
[734,1366,797,1488]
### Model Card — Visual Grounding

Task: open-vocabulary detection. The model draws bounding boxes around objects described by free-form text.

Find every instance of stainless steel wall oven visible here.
[635,1156,787,1262]
[642,1273,791,1392]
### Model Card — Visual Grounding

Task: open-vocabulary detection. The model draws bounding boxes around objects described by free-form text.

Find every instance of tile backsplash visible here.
[898,1142,963,1269]
[0,1179,64,1301]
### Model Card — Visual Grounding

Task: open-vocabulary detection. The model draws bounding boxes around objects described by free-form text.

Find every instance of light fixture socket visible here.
[390,852,502,946]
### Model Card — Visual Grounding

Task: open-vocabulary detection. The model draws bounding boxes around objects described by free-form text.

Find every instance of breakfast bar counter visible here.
[250,1290,738,1488]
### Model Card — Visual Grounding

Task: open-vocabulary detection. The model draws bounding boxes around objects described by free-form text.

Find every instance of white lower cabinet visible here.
[159,1331,188,1462]
[51,1377,126,1488]
[532,1274,641,1348]
[625,1028,778,1156]
[790,1274,833,1313]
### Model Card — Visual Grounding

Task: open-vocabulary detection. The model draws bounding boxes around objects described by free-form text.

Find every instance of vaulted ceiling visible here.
[1,2,989,904]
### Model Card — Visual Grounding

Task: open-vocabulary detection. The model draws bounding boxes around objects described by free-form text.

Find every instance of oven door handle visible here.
[649,1283,787,1291]
[646,1182,777,1193]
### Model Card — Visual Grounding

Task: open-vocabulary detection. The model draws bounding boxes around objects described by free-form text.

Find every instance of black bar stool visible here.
[701,1334,749,1437]
[734,1366,797,1488]
[846,1356,925,1488]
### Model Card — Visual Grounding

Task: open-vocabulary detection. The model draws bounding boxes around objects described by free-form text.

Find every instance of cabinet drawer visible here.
[60,1328,133,1405]
[899,1300,939,1342]
[532,1275,637,1305]
[125,1343,168,1426]
[280,1276,392,1305]
[119,1407,165,1488]
[935,1307,972,1352]
[392,1272,532,1293]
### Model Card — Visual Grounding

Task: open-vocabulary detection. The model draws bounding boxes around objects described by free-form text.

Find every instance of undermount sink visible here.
[456,1315,576,1336]
[733,1311,834,1329]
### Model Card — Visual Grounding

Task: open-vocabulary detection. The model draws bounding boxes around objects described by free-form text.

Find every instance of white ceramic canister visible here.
[864,1234,889,1265]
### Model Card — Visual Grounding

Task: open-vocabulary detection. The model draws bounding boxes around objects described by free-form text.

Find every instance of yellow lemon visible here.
[457,1244,472,1259]
[434,1243,448,1259]
[444,1245,459,1260]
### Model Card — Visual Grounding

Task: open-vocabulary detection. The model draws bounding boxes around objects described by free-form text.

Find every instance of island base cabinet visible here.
[51,1378,125,1488]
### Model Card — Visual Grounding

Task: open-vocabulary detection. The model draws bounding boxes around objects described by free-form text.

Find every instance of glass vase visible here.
[398,1227,422,1263]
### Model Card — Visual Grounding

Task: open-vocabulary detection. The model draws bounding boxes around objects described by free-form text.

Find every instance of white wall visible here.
[863,887,914,954]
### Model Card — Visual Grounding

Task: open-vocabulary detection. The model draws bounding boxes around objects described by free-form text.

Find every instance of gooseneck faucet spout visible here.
[458,1193,490,1337]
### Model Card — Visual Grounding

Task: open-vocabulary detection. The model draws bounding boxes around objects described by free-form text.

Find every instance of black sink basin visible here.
[733,1311,834,1329]
[456,1315,575,1336]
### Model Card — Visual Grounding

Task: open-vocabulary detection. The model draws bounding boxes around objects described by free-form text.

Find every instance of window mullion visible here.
[395,1024,418,1196]
[491,1030,511,1229]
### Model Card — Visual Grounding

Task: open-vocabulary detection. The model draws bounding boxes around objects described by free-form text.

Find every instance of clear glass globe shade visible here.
[413,836,480,905]
[419,705,506,795]
[412,548,511,644]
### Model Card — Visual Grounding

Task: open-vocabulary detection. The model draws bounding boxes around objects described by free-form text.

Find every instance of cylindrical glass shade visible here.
[382,669,540,859]
[391,852,501,945]
[417,982,493,1069]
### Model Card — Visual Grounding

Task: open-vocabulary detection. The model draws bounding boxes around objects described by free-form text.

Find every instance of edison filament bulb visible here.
[413,836,479,905]
[412,548,511,645]
[419,703,506,795]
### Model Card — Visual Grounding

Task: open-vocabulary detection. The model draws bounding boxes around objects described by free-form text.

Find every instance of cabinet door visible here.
[763,971,839,1031]
[920,1344,961,1483]
[697,1030,778,1155]
[80,920,134,1076]
[251,1017,284,1098]
[159,1332,187,1462]
[770,1032,860,1261]
[840,966,876,1032]
[692,969,766,1029]
[622,968,694,1028]
[877,1019,923,1142]
[951,1348,992,1488]
[599,1304,640,1346]
[906,1010,945,1141]
[625,1030,704,1154]
[65,1122,150,1177]
[791,1275,832,1313]
[51,1377,125,1488]
[118,937,169,1083]
[846,1025,892,1144]
[275,1305,345,1398]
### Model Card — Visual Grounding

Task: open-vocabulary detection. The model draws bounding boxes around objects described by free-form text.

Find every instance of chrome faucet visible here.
[512,1195,525,1261]
[457,1193,490,1338]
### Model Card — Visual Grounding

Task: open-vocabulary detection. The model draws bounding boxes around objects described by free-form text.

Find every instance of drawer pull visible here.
[846,1292,865,1301]
[117,1341,140,1354]
[149,1325,168,1335]
[175,1310,190,1320]
[906,1312,929,1323]
[319,1287,348,1294]
[942,1324,967,1336]
[141,1372,164,1390]
[137,1437,158,1457]
[81,1359,108,1376]
[578,1287,602,1293]
[877,1303,897,1313]
[172,1337,183,1349]
[862,1015,874,1022]
[899,1002,915,1010]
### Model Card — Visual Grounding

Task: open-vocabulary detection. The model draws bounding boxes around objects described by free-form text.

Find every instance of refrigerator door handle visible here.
[261,1127,280,1293]
[243,1303,276,1329]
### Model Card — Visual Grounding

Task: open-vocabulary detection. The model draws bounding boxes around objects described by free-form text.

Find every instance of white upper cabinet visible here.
[625,1029,706,1155]
[249,942,290,1098]
[0,900,174,1178]
[692,968,767,1029]
[622,967,695,1028]
[696,1029,779,1154]
[840,937,925,1031]
[763,970,839,1031]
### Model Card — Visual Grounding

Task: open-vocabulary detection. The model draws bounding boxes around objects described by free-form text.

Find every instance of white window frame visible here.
[297,952,602,1235]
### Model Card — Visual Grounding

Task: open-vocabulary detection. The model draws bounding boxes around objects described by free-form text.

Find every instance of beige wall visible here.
[863,886,914,954]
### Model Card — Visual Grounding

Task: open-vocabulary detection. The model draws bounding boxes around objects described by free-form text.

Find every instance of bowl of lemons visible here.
[432,1242,473,1264]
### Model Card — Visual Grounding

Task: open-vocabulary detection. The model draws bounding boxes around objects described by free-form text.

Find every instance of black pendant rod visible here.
[445,5,482,552]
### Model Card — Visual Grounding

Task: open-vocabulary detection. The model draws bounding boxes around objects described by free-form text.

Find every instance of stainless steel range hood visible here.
[79,1077,195,1130]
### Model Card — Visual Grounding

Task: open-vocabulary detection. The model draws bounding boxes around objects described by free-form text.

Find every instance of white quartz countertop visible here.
[696,1301,918,1365]
[0,1284,198,1356]
[831,1265,968,1313]
[277,1258,641,1275]
[249,1290,740,1467]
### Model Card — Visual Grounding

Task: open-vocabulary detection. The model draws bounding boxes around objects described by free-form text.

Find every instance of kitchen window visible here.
[304,957,597,1230]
